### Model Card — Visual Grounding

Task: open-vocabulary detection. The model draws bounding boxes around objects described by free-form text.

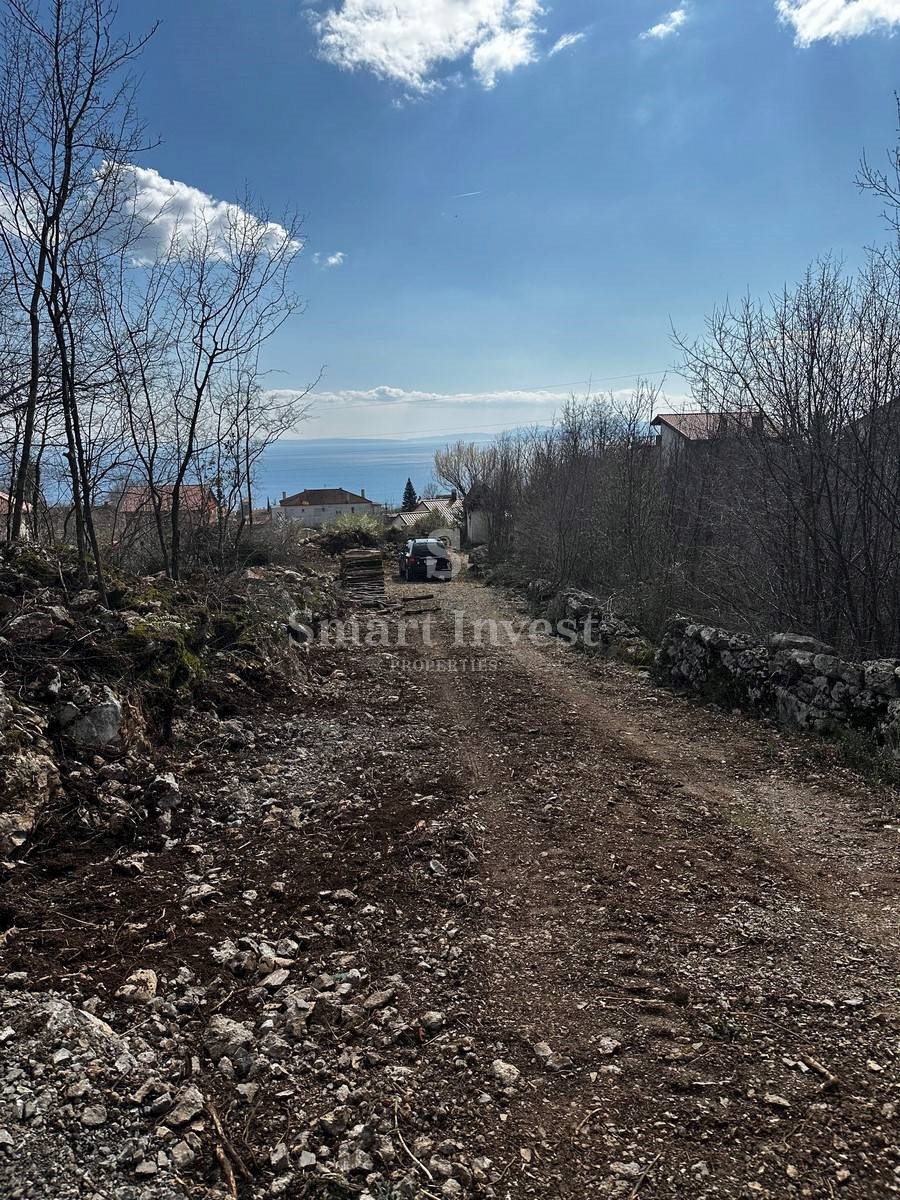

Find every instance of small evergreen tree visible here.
[401,478,419,511]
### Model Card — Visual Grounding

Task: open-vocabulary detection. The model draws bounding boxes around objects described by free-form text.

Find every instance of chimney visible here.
[360,487,366,499]
[450,488,458,503]
[281,490,287,500]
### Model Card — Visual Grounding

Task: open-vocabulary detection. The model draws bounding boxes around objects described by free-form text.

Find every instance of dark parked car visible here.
[398,538,453,582]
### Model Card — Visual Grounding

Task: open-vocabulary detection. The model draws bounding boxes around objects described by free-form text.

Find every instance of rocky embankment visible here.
[0,544,335,856]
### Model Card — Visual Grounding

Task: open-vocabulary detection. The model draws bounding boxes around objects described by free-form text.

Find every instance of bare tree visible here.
[201,364,314,571]
[858,94,900,237]
[0,0,154,554]
[147,199,304,580]
[95,194,309,578]
[434,440,488,498]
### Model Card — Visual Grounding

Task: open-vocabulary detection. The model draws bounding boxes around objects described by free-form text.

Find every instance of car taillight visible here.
[407,555,415,564]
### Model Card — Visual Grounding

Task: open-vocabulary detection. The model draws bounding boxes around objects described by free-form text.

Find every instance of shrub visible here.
[237,520,313,569]
[320,514,383,555]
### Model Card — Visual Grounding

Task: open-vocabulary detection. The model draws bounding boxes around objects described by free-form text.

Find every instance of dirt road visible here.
[384,574,900,1198]
[4,570,900,1199]
[408,573,900,1200]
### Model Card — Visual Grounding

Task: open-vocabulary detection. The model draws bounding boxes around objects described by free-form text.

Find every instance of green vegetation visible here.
[834,727,900,789]
[320,513,383,555]
[120,615,207,692]
[401,478,419,512]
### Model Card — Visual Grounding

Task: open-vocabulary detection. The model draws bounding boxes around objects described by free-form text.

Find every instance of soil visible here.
[2,568,899,1199]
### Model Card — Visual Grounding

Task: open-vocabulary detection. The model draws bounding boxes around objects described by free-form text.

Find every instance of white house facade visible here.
[276,487,376,528]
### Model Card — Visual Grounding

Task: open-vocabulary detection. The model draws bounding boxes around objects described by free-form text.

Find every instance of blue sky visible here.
[129,0,900,438]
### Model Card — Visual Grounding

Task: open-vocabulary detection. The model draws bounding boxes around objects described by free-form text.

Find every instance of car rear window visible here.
[411,542,442,558]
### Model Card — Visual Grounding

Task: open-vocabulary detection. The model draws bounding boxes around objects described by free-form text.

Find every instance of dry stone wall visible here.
[655,616,900,756]
[525,582,655,663]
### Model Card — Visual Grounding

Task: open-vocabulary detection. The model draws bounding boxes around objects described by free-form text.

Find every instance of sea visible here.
[27,434,488,509]
[253,436,490,511]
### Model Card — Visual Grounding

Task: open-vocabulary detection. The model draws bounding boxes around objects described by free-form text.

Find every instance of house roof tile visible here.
[280,487,372,507]
[651,411,779,440]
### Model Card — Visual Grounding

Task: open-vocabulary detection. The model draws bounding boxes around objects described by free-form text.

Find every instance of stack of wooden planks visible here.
[339,549,385,603]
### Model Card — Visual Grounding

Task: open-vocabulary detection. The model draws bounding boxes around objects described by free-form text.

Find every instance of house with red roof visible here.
[276,487,376,528]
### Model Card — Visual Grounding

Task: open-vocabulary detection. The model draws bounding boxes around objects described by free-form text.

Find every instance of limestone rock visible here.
[116,969,158,1003]
[1,744,59,854]
[490,1059,521,1087]
[67,688,123,748]
[166,1084,205,1127]
[203,1014,255,1063]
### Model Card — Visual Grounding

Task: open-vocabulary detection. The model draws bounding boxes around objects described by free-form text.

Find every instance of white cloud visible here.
[109,164,299,264]
[273,381,691,411]
[472,24,538,86]
[270,391,578,420]
[548,31,585,55]
[312,0,544,92]
[776,0,900,44]
[265,381,690,438]
[641,5,689,39]
[268,383,572,438]
[302,384,574,407]
[312,250,346,268]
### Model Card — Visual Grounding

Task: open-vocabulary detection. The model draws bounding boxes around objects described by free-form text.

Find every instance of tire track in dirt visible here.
[442,578,900,952]
[396,574,900,1198]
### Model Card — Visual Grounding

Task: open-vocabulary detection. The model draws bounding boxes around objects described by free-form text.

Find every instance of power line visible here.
[501,369,670,391]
